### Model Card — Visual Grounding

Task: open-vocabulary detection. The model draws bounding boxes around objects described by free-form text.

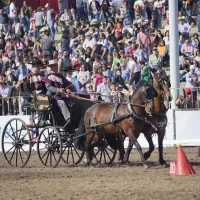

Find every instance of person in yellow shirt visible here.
[157,40,168,66]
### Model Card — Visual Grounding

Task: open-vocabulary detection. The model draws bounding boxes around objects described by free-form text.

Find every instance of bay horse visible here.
[123,73,172,165]
[84,74,171,167]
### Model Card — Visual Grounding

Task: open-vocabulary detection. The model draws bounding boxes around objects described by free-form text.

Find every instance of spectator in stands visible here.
[58,50,71,76]
[109,83,121,103]
[181,39,194,58]
[85,83,97,101]
[154,0,163,29]
[194,50,200,63]
[60,31,70,53]
[149,46,162,71]
[113,69,129,90]
[186,65,199,108]
[0,9,8,33]
[40,27,55,59]
[96,76,110,102]
[128,55,141,85]
[93,67,103,91]
[197,0,200,32]
[157,40,168,65]
[9,0,17,25]
[34,7,45,38]
[134,0,145,20]
[138,60,151,85]
[0,75,10,97]
[77,64,91,91]
[178,16,191,38]
[175,89,188,109]
[44,3,56,40]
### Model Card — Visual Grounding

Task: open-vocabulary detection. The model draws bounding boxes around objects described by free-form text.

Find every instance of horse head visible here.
[153,73,172,103]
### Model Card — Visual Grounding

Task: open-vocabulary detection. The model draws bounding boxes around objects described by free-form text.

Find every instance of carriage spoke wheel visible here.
[1,118,31,168]
[93,138,117,165]
[37,126,62,168]
[61,134,85,165]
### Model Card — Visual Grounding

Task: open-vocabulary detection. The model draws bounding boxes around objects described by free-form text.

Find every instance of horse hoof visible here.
[144,153,150,161]
[159,161,167,168]
[123,161,131,166]
[84,158,92,166]
[143,164,149,169]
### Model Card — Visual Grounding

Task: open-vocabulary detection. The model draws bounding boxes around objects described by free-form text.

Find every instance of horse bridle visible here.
[156,78,170,100]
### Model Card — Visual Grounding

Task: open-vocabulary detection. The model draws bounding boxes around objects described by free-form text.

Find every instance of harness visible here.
[86,103,158,134]
[111,103,125,140]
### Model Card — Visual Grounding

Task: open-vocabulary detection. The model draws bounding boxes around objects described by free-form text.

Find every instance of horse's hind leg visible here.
[158,129,166,166]
[85,132,95,165]
[144,134,155,161]
[118,140,125,163]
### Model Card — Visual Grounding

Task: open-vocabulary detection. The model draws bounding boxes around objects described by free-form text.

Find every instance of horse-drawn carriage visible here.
[1,94,117,168]
[1,72,172,168]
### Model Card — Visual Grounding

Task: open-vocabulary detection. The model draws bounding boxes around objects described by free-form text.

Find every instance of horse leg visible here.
[123,139,133,164]
[118,140,125,163]
[144,134,155,160]
[85,132,95,165]
[132,139,148,168]
[158,129,166,166]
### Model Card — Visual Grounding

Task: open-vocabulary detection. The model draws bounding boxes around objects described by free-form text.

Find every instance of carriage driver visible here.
[42,59,72,127]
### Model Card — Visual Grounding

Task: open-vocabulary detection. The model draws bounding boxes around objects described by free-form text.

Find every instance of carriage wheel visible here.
[1,118,31,168]
[61,133,85,165]
[37,126,62,168]
[93,137,117,165]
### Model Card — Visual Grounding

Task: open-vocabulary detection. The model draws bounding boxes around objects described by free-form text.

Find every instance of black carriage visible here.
[1,94,117,168]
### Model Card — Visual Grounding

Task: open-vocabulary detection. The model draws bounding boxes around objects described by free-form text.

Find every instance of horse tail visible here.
[74,117,86,151]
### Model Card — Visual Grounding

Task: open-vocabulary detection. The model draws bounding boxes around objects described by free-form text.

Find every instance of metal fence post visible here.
[172,109,176,140]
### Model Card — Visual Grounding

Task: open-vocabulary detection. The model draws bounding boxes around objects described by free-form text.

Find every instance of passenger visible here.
[21,57,45,94]
[42,59,72,127]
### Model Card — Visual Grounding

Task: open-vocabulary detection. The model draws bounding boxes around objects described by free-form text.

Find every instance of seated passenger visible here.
[21,57,45,94]
[42,59,72,127]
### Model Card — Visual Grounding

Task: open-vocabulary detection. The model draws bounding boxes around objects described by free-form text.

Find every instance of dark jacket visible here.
[112,75,129,90]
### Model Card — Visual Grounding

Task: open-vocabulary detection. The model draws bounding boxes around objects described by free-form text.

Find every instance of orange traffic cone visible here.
[169,144,196,175]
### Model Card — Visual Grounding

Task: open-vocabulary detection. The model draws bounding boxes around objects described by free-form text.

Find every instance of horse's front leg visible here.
[127,129,148,168]
[158,129,166,166]
[133,139,148,168]
[123,139,133,164]
[144,133,155,160]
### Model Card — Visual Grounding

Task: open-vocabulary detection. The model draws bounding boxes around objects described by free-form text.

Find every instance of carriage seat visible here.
[22,94,51,111]
[35,96,51,110]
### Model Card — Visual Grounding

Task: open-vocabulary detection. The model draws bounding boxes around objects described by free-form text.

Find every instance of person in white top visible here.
[82,32,97,50]
[128,55,141,85]
[178,16,191,38]
[153,0,163,29]
[9,0,17,24]
[134,0,146,19]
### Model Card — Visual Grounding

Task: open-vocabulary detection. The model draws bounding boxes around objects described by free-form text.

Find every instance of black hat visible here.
[28,57,42,66]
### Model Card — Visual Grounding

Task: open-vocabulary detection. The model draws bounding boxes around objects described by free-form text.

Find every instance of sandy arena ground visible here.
[0,147,199,200]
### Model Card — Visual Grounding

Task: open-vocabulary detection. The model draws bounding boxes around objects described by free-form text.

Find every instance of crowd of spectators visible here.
[0,0,200,113]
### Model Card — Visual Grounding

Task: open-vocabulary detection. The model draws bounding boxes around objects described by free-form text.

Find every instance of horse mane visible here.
[131,84,145,98]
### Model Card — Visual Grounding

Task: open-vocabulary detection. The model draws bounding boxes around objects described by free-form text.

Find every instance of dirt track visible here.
[0,147,200,200]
